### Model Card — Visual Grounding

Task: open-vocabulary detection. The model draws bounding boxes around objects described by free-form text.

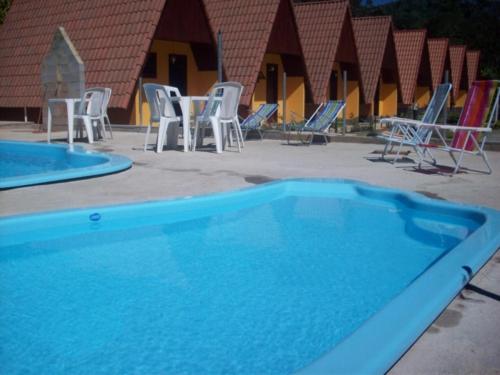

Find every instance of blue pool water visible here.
[0,140,132,188]
[1,180,499,374]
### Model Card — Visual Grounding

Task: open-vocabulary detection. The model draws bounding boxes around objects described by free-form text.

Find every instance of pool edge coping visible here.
[0,140,132,189]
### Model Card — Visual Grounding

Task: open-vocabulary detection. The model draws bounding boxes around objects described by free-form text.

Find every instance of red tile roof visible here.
[295,0,358,105]
[427,38,450,90]
[0,0,170,109]
[204,0,305,107]
[449,45,467,100]
[466,50,480,88]
[393,29,428,105]
[353,16,395,104]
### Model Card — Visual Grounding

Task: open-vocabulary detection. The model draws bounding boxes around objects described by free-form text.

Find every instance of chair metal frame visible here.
[379,83,452,165]
[289,100,345,145]
[143,83,181,152]
[239,103,278,141]
[416,85,499,174]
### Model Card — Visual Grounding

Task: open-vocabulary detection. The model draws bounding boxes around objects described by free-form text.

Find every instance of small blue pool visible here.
[0,140,132,189]
[0,179,499,375]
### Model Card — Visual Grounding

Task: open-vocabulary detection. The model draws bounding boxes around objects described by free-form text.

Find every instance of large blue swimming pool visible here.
[0,179,499,375]
[0,140,132,188]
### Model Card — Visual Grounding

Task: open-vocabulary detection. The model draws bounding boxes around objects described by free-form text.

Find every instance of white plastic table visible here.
[47,98,80,144]
[176,96,209,152]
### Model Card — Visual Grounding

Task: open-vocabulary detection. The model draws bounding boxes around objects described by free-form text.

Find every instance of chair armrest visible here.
[417,123,492,132]
[290,111,304,123]
[380,117,423,126]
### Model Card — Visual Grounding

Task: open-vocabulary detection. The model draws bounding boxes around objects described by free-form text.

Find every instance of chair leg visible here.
[481,150,493,174]
[144,123,152,152]
[83,117,94,143]
[422,146,436,165]
[453,133,471,174]
[235,118,244,147]
[210,117,223,153]
[157,118,171,153]
[381,140,391,159]
[192,119,200,152]
[392,140,405,164]
[156,126,164,153]
[448,150,457,166]
[412,145,425,169]
[257,129,263,141]
[99,117,107,140]
[105,115,113,139]
[227,122,233,147]
[233,122,241,152]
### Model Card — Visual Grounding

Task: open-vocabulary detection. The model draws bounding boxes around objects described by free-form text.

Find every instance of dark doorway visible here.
[330,71,338,100]
[266,64,278,122]
[374,81,380,116]
[266,64,278,104]
[169,54,187,95]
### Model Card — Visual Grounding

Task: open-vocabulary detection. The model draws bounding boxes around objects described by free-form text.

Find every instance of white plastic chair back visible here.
[143,83,171,123]
[199,85,224,123]
[163,85,181,100]
[214,82,243,120]
[78,88,105,117]
[156,88,177,118]
[101,87,112,116]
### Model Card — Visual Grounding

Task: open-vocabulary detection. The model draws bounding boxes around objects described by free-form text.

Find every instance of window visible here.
[142,53,157,78]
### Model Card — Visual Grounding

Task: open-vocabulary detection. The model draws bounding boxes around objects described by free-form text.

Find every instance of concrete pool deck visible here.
[1,125,499,374]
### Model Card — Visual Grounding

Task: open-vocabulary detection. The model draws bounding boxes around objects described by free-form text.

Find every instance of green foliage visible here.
[354,0,500,79]
[0,0,11,24]
[295,0,498,78]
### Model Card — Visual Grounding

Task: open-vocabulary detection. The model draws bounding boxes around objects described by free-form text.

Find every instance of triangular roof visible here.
[353,16,397,104]
[393,29,430,105]
[295,0,359,105]
[203,0,306,107]
[449,45,467,100]
[0,0,215,109]
[427,38,450,90]
[466,50,480,88]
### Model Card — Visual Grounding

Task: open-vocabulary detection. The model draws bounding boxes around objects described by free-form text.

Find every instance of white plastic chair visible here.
[143,83,181,152]
[101,87,113,139]
[74,88,106,144]
[219,82,244,151]
[193,82,243,153]
[85,87,113,140]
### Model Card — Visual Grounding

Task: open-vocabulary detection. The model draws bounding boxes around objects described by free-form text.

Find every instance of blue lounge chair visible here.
[379,83,452,164]
[290,100,345,145]
[239,103,278,140]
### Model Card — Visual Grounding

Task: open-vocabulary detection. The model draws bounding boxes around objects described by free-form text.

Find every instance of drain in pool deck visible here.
[93,147,115,152]
[416,191,447,200]
[244,175,275,184]
[434,309,462,328]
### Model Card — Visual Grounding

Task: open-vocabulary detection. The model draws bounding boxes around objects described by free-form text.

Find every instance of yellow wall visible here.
[333,63,359,120]
[130,40,217,125]
[251,53,305,123]
[379,81,397,117]
[454,90,467,108]
[415,86,431,108]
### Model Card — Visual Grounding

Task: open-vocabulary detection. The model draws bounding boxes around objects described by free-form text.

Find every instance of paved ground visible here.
[1,126,500,374]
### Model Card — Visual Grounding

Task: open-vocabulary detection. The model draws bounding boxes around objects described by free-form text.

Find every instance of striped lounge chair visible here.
[417,80,499,174]
[239,103,278,140]
[291,100,345,145]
